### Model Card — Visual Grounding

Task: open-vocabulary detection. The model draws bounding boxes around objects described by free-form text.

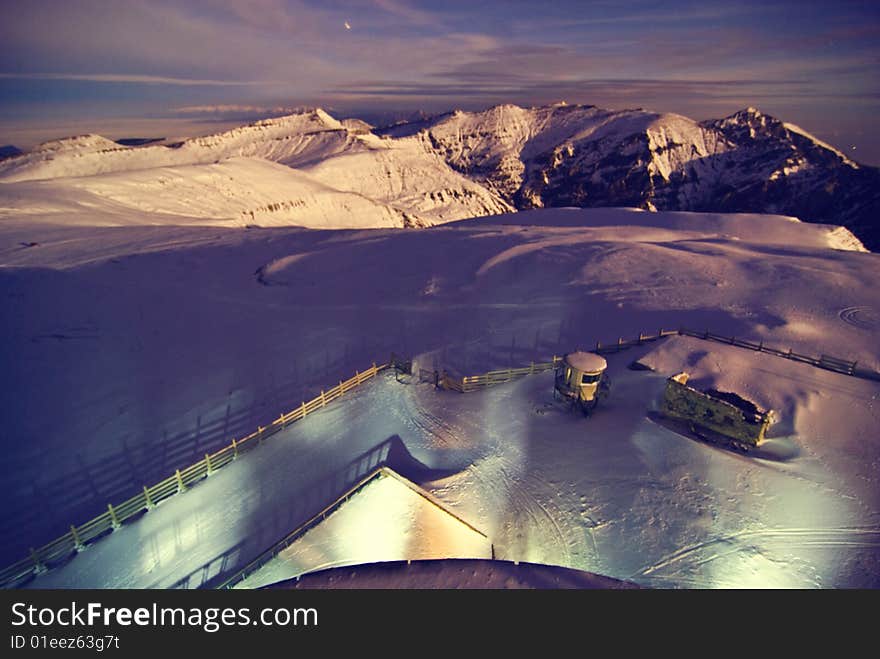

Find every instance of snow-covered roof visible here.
[267,558,638,589]
[565,351,607,373]
[235,468,492,588]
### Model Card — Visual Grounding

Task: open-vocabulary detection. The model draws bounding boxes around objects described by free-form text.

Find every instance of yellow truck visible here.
[661,372,773,451]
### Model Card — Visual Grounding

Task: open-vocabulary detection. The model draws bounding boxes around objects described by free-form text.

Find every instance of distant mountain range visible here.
[0,103,876,248]
[379,103,879,250]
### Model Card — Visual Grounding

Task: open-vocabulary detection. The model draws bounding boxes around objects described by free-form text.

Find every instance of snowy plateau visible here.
[0,104,879,589]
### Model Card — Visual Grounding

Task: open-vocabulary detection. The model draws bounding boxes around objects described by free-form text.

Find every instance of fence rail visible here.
[437,326,873,393]
[0,361,388,590]
[454,359,560,392]
[676,328,862,376]
[438,329,679,392]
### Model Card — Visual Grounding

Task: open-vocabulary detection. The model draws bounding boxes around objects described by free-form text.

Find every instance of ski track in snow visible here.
[839,306,879,330]
[637,526,880,576]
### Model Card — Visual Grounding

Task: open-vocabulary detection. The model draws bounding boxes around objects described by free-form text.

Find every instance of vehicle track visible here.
[839,306,880,330]
[635,526,880,577]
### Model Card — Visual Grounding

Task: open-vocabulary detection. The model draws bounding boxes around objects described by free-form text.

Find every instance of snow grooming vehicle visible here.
[660,373,773,453]
[554,351,610,416]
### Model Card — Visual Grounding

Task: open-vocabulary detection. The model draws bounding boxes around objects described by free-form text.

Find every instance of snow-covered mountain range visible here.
[380,103,878,249]
[0,109,511,229]
[1,103,877,248]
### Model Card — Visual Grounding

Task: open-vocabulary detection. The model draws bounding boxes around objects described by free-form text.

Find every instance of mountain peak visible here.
[312,107,340,124]
[34,134,121,154]
[724,106,777,124]
[484,103,527,115]
[249,107,340,128]
[707,107,787,142]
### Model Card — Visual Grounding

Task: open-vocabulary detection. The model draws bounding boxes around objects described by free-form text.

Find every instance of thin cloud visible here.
[170,104,311,121]
[330,76,813,100]
[372,0,439,26]
[174,104,304,114]
[0,73,273,86]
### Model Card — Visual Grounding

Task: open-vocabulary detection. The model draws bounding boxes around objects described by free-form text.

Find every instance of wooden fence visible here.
[437,326,873,393]
[442,358,561,392]
[439,329,679,392]
[0,361,388,590]
[676,328,865,377]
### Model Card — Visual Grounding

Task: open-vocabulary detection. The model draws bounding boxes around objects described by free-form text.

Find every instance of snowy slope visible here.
[2,207,878,588]
[301,133,512,224]
[0,110,359,183]
[0,110,511,228]
[0,158,415,229]
[392,103,728,208]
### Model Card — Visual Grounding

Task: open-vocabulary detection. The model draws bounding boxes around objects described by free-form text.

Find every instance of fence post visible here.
[596,341,601,351]
[758,340,763,351]
[617,337,623,351]
[231,438,238,458]
[107,503,121,529]
[143,486,155,509]
[29,548,46,574]
[320,390,326,406]
[205,453,213,475]
[529,361,535,375]
[175,469,186,492]
[258,426,265,443]
[372,361,377,374]
[300,401,307,418]
[638,332,644,344]
[70,525,84,552]
[339,380,344,395]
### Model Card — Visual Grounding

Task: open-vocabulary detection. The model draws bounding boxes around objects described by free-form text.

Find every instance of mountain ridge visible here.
[0,103,876,248]
[401,102,877,249]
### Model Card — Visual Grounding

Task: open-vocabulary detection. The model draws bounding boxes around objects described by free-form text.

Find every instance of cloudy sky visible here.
[1,0,878,162]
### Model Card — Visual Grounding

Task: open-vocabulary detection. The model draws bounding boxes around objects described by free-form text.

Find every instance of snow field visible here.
[2,207,877,587]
